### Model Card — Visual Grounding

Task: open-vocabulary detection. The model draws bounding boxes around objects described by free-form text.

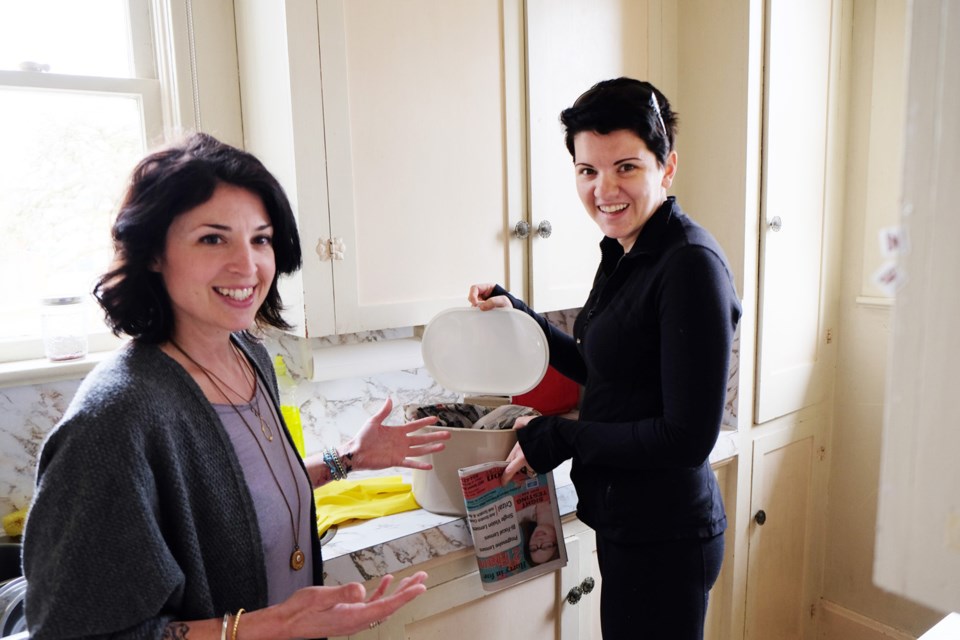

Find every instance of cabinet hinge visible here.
[826,328,833,344]
[810,602,817,618]
[817,446,827,462]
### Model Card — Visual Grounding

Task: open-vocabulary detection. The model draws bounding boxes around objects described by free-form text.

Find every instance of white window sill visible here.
[0,351,113,389]
[855,295,894,308]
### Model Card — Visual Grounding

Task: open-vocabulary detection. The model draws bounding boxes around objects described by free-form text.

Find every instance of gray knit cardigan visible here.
[22,333,323,639]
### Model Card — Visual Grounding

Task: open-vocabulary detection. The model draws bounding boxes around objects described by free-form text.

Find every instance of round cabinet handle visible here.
[316,237,332,262]
[330,237,346,261]
[768,216,783,232]
[514,220,531,239]
[754,509,767,526]
[580,577,595,594]
[316,237,346,261]
[565,577,595,605]
[536,220,553,239]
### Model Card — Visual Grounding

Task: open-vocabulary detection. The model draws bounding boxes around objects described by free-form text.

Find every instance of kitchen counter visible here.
[321,427,739,585]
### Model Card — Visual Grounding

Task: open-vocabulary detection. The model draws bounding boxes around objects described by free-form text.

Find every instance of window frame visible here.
[0,0,243,385]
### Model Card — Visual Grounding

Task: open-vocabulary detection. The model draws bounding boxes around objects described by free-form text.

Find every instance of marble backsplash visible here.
[0,337,459,520]
[0,309,738,521]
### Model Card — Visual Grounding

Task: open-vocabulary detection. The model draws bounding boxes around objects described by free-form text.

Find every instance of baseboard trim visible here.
[819,600,915,640]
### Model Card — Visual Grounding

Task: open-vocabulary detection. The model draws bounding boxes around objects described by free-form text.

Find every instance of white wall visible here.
[820,1,944,636]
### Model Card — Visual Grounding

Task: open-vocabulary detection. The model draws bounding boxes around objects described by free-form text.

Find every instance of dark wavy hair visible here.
[94,132,302,343]
[560,77,678,166]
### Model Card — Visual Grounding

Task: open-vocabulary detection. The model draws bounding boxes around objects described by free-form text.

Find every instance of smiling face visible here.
[152,183,276,344]
[573,129,677,254]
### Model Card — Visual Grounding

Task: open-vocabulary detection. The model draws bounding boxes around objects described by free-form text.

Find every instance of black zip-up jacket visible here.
[494,197,741,543]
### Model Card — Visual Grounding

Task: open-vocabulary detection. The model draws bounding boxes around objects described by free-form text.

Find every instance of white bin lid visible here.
[421,307,549,395]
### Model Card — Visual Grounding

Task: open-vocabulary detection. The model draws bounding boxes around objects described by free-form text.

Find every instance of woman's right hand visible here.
[468,283,512,311]
[247,571,429,639]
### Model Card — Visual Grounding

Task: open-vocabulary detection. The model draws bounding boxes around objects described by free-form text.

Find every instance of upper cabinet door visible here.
[317,0,523,335]
[755,0,835,423]
[524,0,650,312]
[235,0,336,337]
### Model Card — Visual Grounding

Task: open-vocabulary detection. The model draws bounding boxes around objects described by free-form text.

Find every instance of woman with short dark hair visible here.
[470,78,741,639]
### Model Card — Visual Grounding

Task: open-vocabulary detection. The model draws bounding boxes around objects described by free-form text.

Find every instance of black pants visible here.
[595,531,724,640]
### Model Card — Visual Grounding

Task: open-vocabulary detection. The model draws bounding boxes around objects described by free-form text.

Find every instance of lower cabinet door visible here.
[745,426,818,640]
[337,527,602,640]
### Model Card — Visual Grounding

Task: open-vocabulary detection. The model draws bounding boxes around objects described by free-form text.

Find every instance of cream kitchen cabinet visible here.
[234,0,660,339]
[753,0,840,424]
[663,0,841,635]
[331,452,738,640]
[334,520,602,640]
[234,0,522,338]
[744,420,826,640]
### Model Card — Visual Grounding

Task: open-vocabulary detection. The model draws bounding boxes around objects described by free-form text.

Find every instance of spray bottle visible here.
[274,354,306,457]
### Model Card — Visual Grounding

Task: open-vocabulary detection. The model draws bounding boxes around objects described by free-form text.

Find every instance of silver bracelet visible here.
[323,447,348,480]
[221,612,231,640]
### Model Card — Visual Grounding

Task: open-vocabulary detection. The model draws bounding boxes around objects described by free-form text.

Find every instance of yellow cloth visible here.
[3,507,27,537]
[313,475,420,536]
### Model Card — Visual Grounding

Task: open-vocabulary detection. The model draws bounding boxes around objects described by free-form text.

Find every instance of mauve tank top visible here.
[214,381,314,605]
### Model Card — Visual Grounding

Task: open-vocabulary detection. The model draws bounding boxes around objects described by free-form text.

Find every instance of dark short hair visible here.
[560,77,678,165]
[94,132,302,342]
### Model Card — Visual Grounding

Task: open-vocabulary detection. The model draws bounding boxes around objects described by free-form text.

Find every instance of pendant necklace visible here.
[177,340,275,441]
[229,343,275,442]
[171,339,306,571]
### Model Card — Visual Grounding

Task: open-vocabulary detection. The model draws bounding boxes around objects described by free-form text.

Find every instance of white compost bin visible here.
[413,307,549,516]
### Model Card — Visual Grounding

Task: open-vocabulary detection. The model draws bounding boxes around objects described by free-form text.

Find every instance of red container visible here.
[511,365,579,415]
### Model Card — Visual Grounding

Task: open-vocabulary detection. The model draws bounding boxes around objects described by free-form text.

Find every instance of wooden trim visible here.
[819,600,915,640]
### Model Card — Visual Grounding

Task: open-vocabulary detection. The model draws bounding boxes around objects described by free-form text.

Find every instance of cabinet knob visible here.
[754,509,767,526]
[536,220,553,239]
[768,216,783,232]
[565,577,596,605]
[514,220,531,239]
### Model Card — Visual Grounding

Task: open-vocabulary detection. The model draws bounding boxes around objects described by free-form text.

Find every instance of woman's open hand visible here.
[268,571,430,638]
[346,398,449,472]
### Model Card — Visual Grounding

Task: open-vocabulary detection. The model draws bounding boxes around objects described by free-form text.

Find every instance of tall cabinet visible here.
[664,0,842,637]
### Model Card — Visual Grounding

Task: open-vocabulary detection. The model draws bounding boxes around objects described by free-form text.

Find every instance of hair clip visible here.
[650,92,667,138]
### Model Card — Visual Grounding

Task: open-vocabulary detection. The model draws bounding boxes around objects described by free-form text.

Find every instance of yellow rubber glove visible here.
[313,476,420,536]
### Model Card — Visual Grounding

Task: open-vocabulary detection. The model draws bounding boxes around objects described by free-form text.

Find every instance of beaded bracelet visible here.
[232,608,245,640]
[323,447,349,480]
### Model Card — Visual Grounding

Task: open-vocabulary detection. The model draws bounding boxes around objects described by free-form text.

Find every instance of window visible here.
[0,0,163,363]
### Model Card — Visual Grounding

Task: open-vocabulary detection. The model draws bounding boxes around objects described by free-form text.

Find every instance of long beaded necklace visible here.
[171,339,307,571]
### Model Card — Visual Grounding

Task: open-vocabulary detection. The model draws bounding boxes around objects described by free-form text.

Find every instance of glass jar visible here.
[41,296,88,361]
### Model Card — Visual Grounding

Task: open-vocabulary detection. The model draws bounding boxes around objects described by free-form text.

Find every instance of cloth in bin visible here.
[313,475,419,536]
[403,403,541,430]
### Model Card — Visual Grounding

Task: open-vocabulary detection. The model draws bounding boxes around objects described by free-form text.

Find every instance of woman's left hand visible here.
[501,415,536,485]
[346,398,449,472]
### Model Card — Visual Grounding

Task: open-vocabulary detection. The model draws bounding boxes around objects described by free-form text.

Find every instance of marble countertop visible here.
[321,428,739,585]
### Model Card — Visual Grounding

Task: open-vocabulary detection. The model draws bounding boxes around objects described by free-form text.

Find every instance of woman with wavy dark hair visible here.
[469,78,741,639]
[23,133,449,639]
[94,132,302,342]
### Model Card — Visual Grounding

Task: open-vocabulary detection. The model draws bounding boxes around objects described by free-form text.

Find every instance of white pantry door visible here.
[754,0,835,423]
